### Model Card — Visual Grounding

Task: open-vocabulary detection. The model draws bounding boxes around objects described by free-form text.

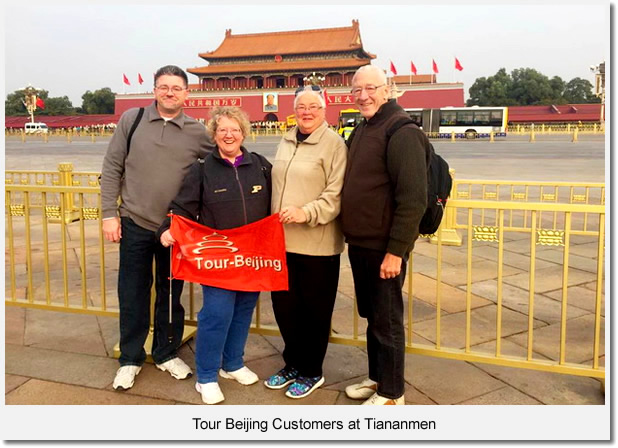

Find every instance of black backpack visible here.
[348,117,452,236]
[418,144,452,235]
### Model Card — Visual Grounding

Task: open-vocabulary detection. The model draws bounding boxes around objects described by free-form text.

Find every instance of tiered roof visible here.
[187,20,374,76]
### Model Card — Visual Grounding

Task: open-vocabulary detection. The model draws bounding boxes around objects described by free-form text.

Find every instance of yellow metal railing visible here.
[508,123,605,134]
[452,180,605,236]
[5,184,605,381]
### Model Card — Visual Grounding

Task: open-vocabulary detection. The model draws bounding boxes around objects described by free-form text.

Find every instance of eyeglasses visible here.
[216,128,243,136]
[155,85,186,94]
[295,85,323,96]
[351,84,385,96]
[295,104,322,113]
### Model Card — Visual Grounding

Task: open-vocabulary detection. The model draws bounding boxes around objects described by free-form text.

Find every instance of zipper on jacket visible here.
[278,141,300,210]
[161,120,167,140]
[233,165,248,225]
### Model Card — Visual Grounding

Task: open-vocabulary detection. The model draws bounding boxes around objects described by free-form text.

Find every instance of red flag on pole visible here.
[323,88,330,106]
[410,61,418,76]
[389,60,398,76]
[432,59,439,74]
[455,57,464,71]
[35,97,45,110]
[138,73,144,84]
[123,74,131,85]
[170,214,289,292]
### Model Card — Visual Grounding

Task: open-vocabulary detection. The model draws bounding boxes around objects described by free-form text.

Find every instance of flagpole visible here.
[168,210,174,344]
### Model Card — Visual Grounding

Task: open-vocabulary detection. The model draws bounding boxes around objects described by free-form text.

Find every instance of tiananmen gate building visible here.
[114,20,465,125]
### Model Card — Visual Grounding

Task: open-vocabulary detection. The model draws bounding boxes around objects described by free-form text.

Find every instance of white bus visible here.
[404,106,508,139]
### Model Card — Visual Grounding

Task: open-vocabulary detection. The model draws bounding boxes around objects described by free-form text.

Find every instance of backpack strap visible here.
[97,107,144,185]
[198,158,205,219]
[126,107,145,156]
[386,116,417,140]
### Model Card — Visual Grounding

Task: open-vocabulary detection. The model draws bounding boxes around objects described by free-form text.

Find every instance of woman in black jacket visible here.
[159,106,271,405]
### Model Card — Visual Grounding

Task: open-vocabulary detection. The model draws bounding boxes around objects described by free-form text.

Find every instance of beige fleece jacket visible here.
[271,121,347,256]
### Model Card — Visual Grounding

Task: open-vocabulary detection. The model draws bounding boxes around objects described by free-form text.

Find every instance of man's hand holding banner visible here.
[170,214,288,292]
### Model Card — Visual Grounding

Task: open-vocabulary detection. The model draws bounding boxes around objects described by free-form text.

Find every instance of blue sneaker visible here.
[264,367,298,390]
[285,375,325,399]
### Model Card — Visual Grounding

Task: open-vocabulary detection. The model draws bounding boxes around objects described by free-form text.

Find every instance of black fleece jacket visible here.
[340,100,430,256]
[157,147,272,239]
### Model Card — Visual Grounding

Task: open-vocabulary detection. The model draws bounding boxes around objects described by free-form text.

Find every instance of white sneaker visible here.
[195,382,224,405]
[156,357,192,380]
[113,365,142,390]
[362,392,405,405]
[345,378,378,400]
[219,366,259,385]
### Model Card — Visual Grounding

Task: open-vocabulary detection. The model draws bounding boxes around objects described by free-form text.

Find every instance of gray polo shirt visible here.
[100,102,214,231]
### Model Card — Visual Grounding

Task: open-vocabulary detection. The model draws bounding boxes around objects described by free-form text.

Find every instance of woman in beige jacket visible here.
[265,86,347,399]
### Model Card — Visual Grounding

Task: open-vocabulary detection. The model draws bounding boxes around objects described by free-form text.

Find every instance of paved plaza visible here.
[4,133,606,407]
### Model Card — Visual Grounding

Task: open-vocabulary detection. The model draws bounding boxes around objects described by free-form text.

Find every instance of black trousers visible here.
[118,217,185,366]
[271,252,340,378]
[348,244,407,399]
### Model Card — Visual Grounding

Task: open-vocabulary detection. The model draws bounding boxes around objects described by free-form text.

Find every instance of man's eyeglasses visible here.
[351,84,385,97]
[155,85,186,94]
[295,104,322,113]
[216,128,243,136]
[295,85,323,96]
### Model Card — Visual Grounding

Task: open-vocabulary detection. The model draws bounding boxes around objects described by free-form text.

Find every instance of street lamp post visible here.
[590,62,605,125]
[303,72,325,86]
[22,84,41,124]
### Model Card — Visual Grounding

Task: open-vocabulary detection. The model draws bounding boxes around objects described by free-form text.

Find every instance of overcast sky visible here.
[4,2,609,107]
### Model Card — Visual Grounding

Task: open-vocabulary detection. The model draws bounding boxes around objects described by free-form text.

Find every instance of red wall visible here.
[115,87,465,125]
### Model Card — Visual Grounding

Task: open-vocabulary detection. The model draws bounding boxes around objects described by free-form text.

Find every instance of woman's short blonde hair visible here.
[207,106,251,139]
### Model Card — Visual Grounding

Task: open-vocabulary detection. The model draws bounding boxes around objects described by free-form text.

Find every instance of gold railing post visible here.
[529,127,536,142]
[430,169,462,246]
[451,131,456,142]
[572,127,578,143]
[57,162,79,223]
[489,131,495,142]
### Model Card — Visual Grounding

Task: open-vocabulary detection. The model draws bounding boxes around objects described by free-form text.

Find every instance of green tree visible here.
[467,68,516,106]
[5,88,49,116]
[39,96,75,116]
[81,87,116,114]
[509,68,555,105]
[563,77,600,104]
[549,76,568,104]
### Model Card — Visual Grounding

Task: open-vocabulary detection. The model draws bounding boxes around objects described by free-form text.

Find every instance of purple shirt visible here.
[223,153,244,167]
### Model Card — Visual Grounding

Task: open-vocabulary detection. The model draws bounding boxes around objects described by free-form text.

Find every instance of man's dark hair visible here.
[154,65,188,87]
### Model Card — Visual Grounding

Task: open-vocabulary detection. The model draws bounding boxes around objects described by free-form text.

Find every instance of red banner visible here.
[326,94,355,104]
[183,98,243,108]
[170,214,288,292]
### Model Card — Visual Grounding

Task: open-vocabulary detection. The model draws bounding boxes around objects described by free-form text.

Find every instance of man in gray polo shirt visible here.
[101,65,213,390]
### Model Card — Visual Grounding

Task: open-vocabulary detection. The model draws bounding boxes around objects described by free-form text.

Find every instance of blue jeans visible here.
[118,217,185,366]
[196,285,259,384]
